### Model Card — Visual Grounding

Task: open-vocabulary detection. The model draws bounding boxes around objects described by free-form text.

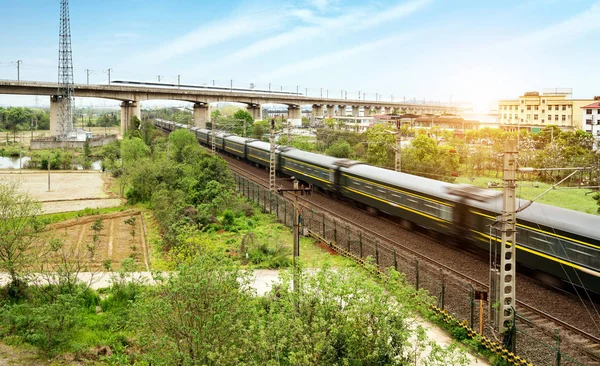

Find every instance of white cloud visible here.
[259,34,413,80]
[502,1,600,47]
[188,0,430,75]
[308,0,335,12]
[137,16,275,66]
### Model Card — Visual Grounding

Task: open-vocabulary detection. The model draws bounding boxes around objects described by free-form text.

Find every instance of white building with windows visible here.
[580,101,600,148]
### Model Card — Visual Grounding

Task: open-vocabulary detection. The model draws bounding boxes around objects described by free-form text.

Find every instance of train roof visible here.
[225,135,251,144]
[468,196,600,239]
[215,131,230,138]
[340,163,456,200]
[339,163,600,239]
[246,140,271,151]
[195,128,210,134]
[281,148,340,169]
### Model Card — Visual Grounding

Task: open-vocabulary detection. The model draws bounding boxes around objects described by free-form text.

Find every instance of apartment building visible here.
[580,100,600,148]
[497,89,593,132]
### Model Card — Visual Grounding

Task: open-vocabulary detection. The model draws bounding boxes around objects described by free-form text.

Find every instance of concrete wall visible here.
[30,135,118,150]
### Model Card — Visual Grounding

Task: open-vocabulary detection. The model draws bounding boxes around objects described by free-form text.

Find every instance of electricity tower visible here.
[57,0,74,139]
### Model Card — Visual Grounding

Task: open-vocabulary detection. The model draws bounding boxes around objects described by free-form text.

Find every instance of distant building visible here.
[66,128,92,141]
[497,89,593,133]
[580,99,600,147]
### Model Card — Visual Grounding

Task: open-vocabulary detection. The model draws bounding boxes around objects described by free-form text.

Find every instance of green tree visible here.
[251,120,269,140]
[364,123,395,167]
[325,139,353,158]
[169,129,198,162]
[121,137,150,164]
[232,109,254,136]
[0,181,43,290]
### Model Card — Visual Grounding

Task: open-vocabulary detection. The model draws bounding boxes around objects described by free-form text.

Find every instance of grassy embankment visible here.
[456,176,599,214]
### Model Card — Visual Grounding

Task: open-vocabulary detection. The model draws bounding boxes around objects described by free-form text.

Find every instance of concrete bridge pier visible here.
[327,105,336,117]
[363,106,371,117]
[120,101,141,137]
[248,104,262,121]
[338,105,347,117]
[193,103,210,128]
[49,95,60,137]
[352,106,360,117]
[312,104,323,118]
[288,105,302,127]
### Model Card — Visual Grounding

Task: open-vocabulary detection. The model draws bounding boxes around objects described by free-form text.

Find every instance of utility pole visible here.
[47,158,51,191]
[277,180,312,291]
[157,75,163,82]
[19,133,22,173]
[107,68,112,84]
[490,139,518,344]
[85,69,91,84]
[320,87,322,98]
[16,60,22,82]
[269,83,271,93]
[269,119,276,192]
[230,79,233,92]
[395,121,402,172]
[296,85,299,95]
[177,74,181,88]
[211,117,216,154]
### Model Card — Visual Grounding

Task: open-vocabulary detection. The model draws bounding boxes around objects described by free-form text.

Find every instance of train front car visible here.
[456,190,600,297]
[279,149,339,192]
[338,164,456,234]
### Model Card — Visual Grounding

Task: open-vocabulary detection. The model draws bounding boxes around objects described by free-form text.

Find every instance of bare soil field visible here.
[41,210,149,271]
[0,170,122,214]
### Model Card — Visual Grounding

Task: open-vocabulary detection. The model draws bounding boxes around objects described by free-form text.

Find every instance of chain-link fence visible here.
[234,173,594,366]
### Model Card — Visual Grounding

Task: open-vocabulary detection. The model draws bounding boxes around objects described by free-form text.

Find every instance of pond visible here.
[0,156,31,169]
[0,156,102,171]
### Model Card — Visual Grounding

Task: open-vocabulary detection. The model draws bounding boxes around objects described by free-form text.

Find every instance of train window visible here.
[439,205,453,221]
[406,198,419,210]
[390,193,403,204]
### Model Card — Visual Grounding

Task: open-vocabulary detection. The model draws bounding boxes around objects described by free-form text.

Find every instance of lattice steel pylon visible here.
[269,119,276,192]
[57,0,74,139]
[499,139,517,335]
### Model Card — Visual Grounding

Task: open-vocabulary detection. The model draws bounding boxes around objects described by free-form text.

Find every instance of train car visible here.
[215,132,229,151]
[224,135,250,159]
[194,128,210,146]
[246,140,272,167]
[464,197,600,296]
[280,148,338,191]
[338,163,456,233]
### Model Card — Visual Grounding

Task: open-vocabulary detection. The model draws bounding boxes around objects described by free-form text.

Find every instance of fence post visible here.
[284,200,287,226]
[415,260,419,291]
[322,212,325,237]
[276,195,279,218]
[555,329,561,366]
[359,231,363,258]
[375,240,379,267]
[269,191,272,213]
[469,285,474,329]
[333,219,337,243]
[346,225,350,251]
[394,250,398,271]
[440,271,445,311]
[263,189,266,211]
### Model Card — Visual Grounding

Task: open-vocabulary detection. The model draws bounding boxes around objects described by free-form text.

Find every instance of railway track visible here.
[226,157,600,364]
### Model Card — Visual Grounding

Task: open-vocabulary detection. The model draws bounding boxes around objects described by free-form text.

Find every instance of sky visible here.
[1,0,600,111]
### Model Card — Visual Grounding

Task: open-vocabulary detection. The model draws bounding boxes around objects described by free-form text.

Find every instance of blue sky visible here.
[1,0,600,111]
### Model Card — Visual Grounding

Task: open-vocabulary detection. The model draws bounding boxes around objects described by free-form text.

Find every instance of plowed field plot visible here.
[40,210,149,271]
